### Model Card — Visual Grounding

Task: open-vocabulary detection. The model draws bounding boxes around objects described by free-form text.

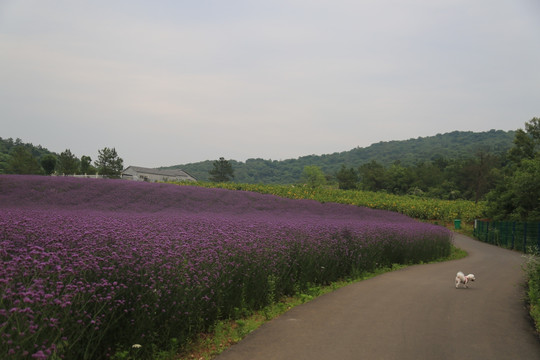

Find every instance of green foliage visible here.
[456,151,502,202]
[40,154,57,175]
[95,147,124,178]
[301,165,326,188]
[509,129,536,164]
[0,153,10,174]
[6,146,43,174]
[0,137,56,175]
[208,157,235,182]
[510,158,540,221]
[487,118,540,221]
[508,118,540,165]
[0,130,517,204]
[385,162,414,194]
[0,138,124,179]
[158,131,514,203]
[353,152,503,201]
[523,251,540,334]
[358,160,386,191]
[0,137,54,159]
[167,130,515,184]
[336,165,358,190]
[57,149,80,175]
[80,155,97,175]
[487,157,540,221]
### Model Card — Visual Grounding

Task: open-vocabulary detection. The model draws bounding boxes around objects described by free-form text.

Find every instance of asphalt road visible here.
[216,233,540,360]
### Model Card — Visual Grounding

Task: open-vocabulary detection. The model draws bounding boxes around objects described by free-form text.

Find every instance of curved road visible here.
[217,234,540,360]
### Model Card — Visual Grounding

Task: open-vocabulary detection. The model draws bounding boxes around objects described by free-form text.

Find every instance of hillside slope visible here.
[167,130,514,183]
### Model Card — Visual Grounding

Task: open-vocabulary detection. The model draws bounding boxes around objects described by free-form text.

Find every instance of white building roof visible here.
[123,166,196,180]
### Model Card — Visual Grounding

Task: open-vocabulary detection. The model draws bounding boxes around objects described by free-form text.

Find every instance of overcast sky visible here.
[1,1,539,168]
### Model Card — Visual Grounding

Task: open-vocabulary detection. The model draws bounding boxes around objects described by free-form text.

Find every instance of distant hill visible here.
[0,137,57,174]
[166,130,515,184]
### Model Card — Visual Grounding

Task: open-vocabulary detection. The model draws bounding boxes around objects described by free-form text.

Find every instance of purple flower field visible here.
[0,175,452,359]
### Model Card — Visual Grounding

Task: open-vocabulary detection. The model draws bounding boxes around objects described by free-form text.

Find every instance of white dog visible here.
[455,271,475,288]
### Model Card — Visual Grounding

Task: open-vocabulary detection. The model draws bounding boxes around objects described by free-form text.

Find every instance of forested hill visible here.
[166,130,515,184]
[0,137,57,174]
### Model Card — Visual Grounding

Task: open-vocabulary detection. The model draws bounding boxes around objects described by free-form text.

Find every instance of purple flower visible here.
[0,175,451,358]
[31,350,47,359]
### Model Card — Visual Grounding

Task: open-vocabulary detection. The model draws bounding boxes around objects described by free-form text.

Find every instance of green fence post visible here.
[512,222,516,250]
[537,223,540,252]
[504,222,509,248]
[524,223,528,253]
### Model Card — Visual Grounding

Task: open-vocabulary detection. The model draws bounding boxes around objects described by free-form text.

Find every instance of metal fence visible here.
[473,220,540,253]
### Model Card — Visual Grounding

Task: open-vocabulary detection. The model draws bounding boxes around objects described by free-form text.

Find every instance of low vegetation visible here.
[179,245,467,360]
[1,175,452,359]
[180,181,485,223]
[523,250,540,334]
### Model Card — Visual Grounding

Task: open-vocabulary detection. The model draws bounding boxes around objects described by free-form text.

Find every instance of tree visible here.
[95,147,124,178]
[487,157,540,221]
[358,160,386,192]
[410,161,443,191]
[209,157,235,182]
[80,155,97,175]
[301,165,326,188]
[0,153,10,174]
[336,165,358,190]
[40,154,57,175]
[456,151,502,203]
[385,162,414,195]
[6,146,43,174]
[508,117,540,165]
[487,118,540,220]
[510,157,540,220]
[57,149,80,175]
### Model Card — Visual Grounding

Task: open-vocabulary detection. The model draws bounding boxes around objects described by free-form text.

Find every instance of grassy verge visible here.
[522,251,540,336]
[177,245,467,360]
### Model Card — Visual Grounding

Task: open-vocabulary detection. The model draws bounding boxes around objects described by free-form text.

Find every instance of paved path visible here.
[217,234,540,359]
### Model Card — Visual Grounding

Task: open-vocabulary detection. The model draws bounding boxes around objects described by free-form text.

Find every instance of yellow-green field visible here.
[177,182,486,223]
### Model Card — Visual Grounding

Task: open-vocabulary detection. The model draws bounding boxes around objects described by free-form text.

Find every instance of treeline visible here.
[485,118,540,221]
[0,138,124,177]
[310,118,539,221]
[170,130,514,184]
[4,124,536,219]
[201,124,538,221]
[0,138,53,174]
[333,152,502,202]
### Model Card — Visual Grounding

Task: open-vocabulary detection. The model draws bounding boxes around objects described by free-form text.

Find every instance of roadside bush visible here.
[523,250,540,333]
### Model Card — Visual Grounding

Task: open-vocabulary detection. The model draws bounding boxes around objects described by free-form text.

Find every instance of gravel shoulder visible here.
[216,233,540,360]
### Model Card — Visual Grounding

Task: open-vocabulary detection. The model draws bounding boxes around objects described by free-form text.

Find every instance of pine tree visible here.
[209,157,235,182]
